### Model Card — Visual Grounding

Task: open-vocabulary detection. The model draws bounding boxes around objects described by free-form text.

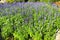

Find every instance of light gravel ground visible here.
[55,30,60,40]
[56,30,60,40]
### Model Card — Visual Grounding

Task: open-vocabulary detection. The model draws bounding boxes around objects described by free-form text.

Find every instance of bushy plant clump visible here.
[0,2,60,40]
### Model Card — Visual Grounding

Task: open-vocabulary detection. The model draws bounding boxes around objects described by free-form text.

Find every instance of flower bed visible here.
[0,2,60,40]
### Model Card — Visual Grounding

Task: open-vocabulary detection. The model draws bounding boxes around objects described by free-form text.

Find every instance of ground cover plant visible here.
[0,2,60,40]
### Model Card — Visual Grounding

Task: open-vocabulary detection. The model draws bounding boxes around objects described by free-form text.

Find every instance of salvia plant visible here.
[0,2,60,40]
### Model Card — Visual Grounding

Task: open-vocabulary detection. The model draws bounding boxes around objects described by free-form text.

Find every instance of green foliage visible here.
[5,0,60,3]
[15,0,25,2]
[6,0,15,3]
[28,0,60,2]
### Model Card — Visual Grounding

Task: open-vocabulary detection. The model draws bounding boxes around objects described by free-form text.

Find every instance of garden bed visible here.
[0,2,60,40]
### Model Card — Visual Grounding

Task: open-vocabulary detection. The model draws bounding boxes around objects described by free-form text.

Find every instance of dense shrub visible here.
[0,2,60,40]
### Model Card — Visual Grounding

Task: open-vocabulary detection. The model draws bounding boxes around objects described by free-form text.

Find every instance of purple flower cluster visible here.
[0,2,59,16]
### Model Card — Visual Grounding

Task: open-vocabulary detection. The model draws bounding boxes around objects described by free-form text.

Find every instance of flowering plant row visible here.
[0,2,60,40]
